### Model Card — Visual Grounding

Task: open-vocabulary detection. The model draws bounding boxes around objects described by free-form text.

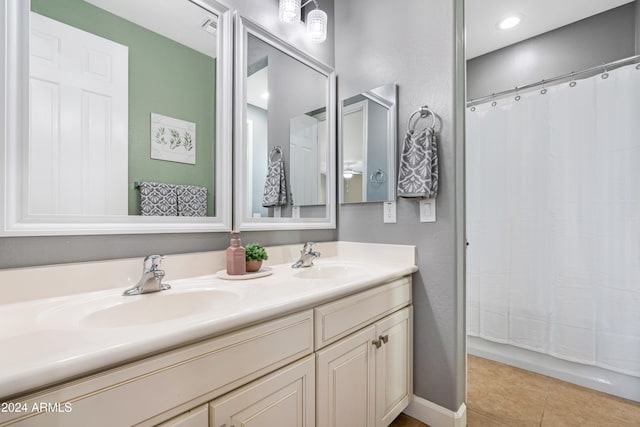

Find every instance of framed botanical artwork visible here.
[151,113,196,164]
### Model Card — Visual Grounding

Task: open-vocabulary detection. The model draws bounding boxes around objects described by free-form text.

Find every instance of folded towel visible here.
[176,185,208,217]
[138,182,178,216]
[397,128,439,198]
[262,147,288,207]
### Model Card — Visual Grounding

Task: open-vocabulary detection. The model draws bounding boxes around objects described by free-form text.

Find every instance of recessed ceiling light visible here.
[498,15,521,30]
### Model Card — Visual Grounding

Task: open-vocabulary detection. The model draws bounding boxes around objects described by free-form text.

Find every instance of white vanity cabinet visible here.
[0,276,413,427]
[315,277,413,427]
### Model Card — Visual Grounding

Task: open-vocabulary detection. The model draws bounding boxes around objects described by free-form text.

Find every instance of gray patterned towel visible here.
[397,128,439,198]
[138,182,178,216]
[176,185,208,217]
[262,147,288,207]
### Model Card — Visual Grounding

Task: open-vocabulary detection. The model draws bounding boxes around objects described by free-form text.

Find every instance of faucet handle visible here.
[303,242,318,253]
[143,255,164,272]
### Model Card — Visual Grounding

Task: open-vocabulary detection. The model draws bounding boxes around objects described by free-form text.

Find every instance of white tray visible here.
[216,267,273,280]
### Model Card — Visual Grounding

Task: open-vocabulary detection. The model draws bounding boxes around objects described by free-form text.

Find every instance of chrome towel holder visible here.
[407,105,437,133]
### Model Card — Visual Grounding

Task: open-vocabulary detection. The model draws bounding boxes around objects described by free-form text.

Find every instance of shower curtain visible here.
[466,63,640,378]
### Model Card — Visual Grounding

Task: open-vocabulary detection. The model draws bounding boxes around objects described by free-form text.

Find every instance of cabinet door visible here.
[210,355,315,427]
[375,306,413,427]
[316,324,377,427]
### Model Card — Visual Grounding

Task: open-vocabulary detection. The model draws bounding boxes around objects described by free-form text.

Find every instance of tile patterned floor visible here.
[389,355,640,427]
[467,355,640,426]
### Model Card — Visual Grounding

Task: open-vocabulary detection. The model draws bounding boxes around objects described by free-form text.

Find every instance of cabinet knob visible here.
[372,339,382,349]
[380,334,389,344]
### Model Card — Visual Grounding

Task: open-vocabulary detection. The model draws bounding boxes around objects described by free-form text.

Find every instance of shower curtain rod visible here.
[466,54,640,107]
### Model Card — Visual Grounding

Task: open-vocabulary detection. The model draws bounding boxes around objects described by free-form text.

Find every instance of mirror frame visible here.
[0,0,233,236]
[233,15,336,231]
[338,83,397,204]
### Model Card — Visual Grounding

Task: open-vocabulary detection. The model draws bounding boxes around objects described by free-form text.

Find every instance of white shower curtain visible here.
[466,63,640,378]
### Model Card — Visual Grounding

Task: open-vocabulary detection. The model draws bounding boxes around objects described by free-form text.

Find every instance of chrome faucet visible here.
[123,255,171,296]
[292,242,321,268]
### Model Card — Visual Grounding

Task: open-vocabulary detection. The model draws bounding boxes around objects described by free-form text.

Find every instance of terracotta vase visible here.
[246,260,263,273]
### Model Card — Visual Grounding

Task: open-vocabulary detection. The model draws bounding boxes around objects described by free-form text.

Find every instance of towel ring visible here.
[369,168,387,184]
[269,146,284,162]
[407,106,436,133]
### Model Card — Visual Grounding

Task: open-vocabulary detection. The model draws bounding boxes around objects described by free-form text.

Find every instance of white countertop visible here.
[0,252,416,399]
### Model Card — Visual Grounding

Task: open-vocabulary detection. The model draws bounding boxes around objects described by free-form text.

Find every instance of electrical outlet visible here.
[420,199,436,222]
[292,206,300,218]
[383,201,397,223]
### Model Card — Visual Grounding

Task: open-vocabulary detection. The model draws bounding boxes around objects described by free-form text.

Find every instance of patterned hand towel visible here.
[262,147,288,207]
[397,128,439,198]
[176,185,208,217]
[138,182,178,216]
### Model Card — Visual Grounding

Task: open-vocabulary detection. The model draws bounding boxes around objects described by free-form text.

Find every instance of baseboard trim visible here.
[404,395,466,427]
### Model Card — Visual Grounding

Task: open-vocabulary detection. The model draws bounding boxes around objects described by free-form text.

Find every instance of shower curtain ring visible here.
[569,72,577,87]
[491,93,497,107]
[514,87,521,101]
[601,64,610,79]
[540,80,547,95]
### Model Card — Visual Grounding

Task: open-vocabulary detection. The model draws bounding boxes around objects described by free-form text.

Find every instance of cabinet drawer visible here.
[2,310,313,427]
[156,404,208,427]
[314,277,411,349]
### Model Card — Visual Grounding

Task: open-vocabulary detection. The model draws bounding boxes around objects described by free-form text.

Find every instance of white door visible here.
[316,325,376,427]
[375,307,413,427]
[289,114,319,206]
[210,355,315,427]
[29,12,128,215]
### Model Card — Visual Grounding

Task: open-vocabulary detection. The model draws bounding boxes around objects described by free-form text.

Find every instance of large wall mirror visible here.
[339,83,397,204]
[0,0,232,235]
[234,15,336,230]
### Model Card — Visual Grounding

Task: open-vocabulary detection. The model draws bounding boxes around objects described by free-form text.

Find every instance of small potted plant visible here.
[244,243,268,272]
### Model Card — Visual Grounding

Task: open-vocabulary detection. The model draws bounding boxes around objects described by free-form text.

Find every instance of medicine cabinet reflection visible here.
[234,15,336,230]
[339,83,397,204]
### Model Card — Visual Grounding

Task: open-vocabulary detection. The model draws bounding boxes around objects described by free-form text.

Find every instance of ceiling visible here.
[465,0,635,59]
[85,0,218,58]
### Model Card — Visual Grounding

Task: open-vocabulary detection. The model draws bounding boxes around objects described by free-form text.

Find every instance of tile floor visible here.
[389,354,640,427]
[467,355,640,426]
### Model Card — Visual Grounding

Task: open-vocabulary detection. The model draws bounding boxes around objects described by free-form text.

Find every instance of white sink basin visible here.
[41,289,240,329]
[293,264,366,280]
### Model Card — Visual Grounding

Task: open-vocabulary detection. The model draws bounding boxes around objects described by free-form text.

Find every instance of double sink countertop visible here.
[0,241,417,399]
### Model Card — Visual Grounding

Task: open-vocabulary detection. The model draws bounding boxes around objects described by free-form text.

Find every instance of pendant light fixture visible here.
[278,0,327,43]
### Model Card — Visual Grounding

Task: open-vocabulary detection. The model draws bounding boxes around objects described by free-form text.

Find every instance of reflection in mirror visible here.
[30,0,216,216]
[339,83,397,203]
[1,0,232,234]
[235,16,336,230]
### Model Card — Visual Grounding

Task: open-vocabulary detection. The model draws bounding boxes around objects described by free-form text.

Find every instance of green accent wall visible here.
[31,0,216,216]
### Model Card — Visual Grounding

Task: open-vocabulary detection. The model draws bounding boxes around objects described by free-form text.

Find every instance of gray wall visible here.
[335,0,465,412]
[0,0,336,268]
[636,0,640,53]
[366,100,389,202]
[467,2,637,100]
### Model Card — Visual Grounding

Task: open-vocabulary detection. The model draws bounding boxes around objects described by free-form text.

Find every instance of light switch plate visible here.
[273,207,281,218]
[420,199,436,222]
[383,201,397,223]
[291,206,300,218]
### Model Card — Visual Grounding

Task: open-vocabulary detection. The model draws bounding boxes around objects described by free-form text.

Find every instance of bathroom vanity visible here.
[0,242,416,426]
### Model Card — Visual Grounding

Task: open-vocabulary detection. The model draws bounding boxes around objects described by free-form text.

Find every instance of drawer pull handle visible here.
[372,339,382,349]
[380,334,389,344]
